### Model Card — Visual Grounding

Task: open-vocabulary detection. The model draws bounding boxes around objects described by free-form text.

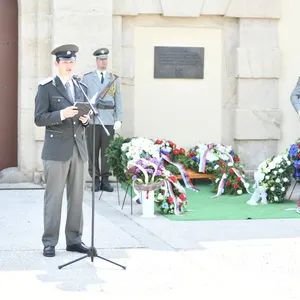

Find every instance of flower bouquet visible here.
[155,138,193,174]
[256,152,293,203]
[126,157,167,217]
[288,138,300,180]
[154,175,187,215]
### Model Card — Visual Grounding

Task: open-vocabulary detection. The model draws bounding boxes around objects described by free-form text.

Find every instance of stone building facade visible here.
[1,0,299,182]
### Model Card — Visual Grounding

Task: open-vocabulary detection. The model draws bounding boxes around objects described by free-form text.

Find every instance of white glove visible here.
[113,120,122,131]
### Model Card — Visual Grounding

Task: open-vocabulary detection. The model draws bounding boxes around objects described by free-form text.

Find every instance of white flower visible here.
[214,165,219,170]
[281,187,285,192]
[227,162,233,167]
[287,160,291,166]
[270,187,275,191]
[275,178,280,183]
[283,177,289,182]
[215,178,220,183]
[273,170,277,175]
[269,162,276,170]
[157,193,164,200]
[265,175,270,180]
[279,168,284,173]
[237,190,242,195]
[274,196,279,201]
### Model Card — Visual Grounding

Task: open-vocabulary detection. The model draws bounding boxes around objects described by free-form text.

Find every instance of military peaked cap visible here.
[51,44,79,61]
[93,47,109,59]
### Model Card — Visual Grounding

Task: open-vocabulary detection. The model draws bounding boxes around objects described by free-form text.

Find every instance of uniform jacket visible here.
[290,77,300,113]
[34,76,89,162]
[82,70,122,125]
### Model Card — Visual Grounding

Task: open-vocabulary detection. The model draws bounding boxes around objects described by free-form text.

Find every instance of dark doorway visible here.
[0,0,18,170]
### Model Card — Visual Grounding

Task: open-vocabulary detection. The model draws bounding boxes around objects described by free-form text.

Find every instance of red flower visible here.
[237,177,241,182]
[179,194,185,200]
[298,144,300,149]
[226,181,232,186]
[169,175,177,182]
[229,169,234,174]
[233,156,240,162]
[168,141,175,148]
[221,169,226,173]
[233,184,239,189]
[155,139,163,145]
[173,149,180,155]
[168,196,174,203]
[179,148,185,154]
[298,153,300,158]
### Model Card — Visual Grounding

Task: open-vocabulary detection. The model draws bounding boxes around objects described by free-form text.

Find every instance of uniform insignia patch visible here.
[40,77,53,85]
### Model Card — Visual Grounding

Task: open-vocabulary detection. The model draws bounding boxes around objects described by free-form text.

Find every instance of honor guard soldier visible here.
[82,47,123,192]
[34,44,90,257]
[290,77,300,213]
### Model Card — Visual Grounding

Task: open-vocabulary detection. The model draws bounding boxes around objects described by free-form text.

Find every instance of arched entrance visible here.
[0,0,18,170]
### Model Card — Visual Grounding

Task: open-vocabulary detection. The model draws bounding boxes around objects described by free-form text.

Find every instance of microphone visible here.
[72,73,81,82]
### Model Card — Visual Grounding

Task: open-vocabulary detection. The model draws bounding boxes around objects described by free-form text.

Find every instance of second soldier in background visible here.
[82,48,122,192]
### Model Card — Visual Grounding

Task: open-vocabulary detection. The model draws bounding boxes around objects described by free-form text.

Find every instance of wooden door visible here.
[0,0,18,170]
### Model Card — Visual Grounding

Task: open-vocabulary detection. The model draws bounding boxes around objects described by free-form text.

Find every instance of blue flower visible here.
[162,202,169,209]
[289,144,298,157]
[293,160,300,169]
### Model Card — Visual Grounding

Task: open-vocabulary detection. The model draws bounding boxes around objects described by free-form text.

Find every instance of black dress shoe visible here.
[43,245,55,257]
[66,242,90,254]
[101,178,114,192]
[91,177,101,192]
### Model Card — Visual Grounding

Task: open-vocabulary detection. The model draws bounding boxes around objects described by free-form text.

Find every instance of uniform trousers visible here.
[86,124,114,179]
[42,144,87,247]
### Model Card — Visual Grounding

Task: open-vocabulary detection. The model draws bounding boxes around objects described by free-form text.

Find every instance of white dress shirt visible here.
[96,70,106,83]
[59,76,75,121]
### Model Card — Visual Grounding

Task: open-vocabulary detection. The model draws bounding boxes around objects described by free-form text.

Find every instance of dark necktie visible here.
[65,81,74,103]
[100,72,104,84]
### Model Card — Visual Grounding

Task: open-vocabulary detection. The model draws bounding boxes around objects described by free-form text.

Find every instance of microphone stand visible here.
[58,76,126,270]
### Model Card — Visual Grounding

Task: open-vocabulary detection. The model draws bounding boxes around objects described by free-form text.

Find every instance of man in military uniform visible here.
[34,44,90,257]
[290,77,300,214]
[82,48,122,192]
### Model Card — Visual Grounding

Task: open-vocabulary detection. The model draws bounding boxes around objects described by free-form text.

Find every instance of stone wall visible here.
[15,0,282,181]
[113,0,281,171]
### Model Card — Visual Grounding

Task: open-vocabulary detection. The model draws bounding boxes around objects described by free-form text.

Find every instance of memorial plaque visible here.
[154,46,204,79]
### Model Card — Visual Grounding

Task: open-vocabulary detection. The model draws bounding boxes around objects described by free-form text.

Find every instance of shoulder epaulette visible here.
[39,77,53,85]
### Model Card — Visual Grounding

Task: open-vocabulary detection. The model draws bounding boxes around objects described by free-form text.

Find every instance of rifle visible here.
[94,73,119,108]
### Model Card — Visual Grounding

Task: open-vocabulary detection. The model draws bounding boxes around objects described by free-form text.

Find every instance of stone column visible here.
[226,0,281,171]
[51,0,113,75]
[18,0,39,180]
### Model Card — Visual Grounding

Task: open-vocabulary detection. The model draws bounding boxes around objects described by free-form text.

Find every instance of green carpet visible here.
[164,182,300,221]
[121,182,300,221]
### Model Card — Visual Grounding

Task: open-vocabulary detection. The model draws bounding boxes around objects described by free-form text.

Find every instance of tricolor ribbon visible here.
[160,154,199,192]
[212,173,227,198]
[231,168,251,194]
[198,143,215,172]
[158,178,186,216]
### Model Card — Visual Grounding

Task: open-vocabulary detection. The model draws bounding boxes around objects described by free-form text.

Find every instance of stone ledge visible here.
[225,0,280,19]
[161,0,204,17]
[201,0,231,15]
